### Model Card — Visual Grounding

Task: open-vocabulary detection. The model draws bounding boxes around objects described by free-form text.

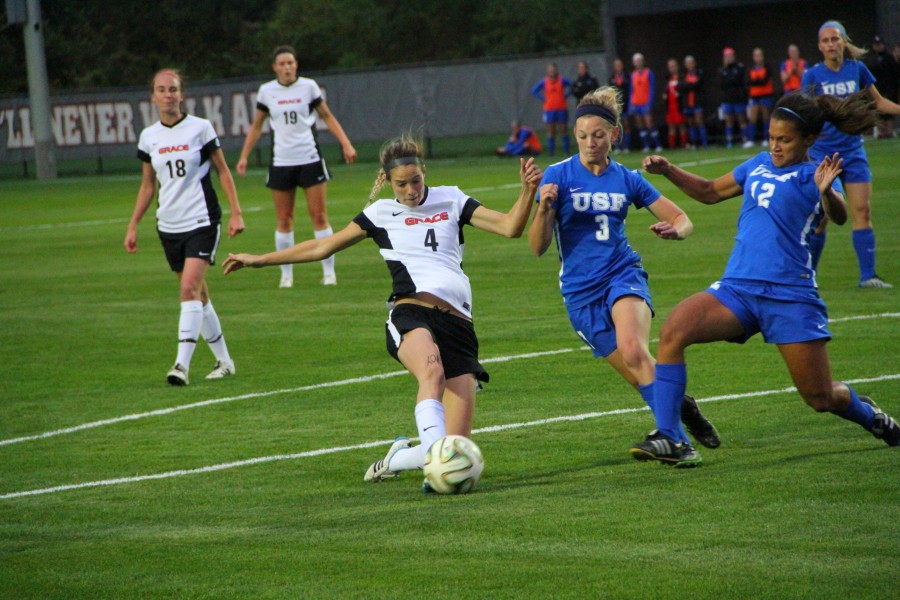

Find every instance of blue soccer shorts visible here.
[543,109,569,124]
[566,266,654,358]
[705,279,832,345]
[808,145,871,184]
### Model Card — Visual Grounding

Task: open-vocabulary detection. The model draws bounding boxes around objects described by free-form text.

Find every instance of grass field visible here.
[1,139,897,599]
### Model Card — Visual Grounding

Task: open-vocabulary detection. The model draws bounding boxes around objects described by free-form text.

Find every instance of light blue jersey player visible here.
[637,92,899,465]
[528,88,721,465]
[800,20,900,288]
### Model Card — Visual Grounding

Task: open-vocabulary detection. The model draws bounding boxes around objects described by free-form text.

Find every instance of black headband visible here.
[383,156,422,172]
[575,104,618,125]
[774,106,808,125]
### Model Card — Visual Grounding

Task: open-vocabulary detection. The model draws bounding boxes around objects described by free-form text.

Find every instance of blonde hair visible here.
[576,87,623,129]
[368,134,426,203]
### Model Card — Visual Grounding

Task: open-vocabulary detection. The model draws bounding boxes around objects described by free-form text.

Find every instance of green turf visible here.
[0,139,897,599]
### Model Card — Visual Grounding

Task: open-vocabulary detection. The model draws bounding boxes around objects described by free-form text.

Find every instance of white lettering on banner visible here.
[95,103,116,143]
[183,97,197,116]
[114,102,136,143]
[77,105,97,144]
[230,92,251,136]
[202,95,224,136]
[4,109,23,148]
[62,105,80,145]
[138,100,157,129]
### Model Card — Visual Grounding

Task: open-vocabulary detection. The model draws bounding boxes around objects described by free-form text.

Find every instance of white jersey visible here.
[354,186,482,318]
[137,115,222,234]
[256,77,324,166]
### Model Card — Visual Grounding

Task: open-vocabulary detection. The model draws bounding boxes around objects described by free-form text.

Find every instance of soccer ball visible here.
[423,435,485,494]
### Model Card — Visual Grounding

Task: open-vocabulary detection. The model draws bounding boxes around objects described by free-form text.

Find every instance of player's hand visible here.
[342,144,358,165]
[124,228,138,253]
[222,253,259,275]
[642,155,671,175]
[228,214,245,238]
[520,157,543,187]
[537,183,558,213]
[236,158,248,177]
[649,221,681,240]
[815,152,843,194]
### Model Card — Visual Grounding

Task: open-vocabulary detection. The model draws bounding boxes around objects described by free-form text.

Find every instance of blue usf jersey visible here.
[541,156,661,308]
[726,152,843,287]
[801,60,875,152]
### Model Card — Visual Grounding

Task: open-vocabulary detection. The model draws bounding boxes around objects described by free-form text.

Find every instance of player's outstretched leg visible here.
[364,437,411,482]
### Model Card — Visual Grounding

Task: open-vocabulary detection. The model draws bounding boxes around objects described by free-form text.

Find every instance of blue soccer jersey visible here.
[725,152,843,287]
[541,156,661,308]
[801,60,875,153]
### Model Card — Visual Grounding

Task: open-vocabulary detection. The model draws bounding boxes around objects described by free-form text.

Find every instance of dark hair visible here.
[272,45,297,63]
[772,91,878,137]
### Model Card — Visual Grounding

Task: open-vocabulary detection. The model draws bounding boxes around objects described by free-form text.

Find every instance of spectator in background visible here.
[663,58,689,149]
[780,44,807,96]
[629,53,662,152]
[718,47,749,148]
[531,63,572,156]
[572,61,600,103]
[681,55,709,148]
[608,57,633,152]
[495,121,543,157]
[746,47,776,147]
[867,36,898,139]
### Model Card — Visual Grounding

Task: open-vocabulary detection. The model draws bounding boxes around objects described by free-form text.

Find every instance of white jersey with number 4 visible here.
[137,114,222,234]
[353,186,482,318]
[256,77,324,166]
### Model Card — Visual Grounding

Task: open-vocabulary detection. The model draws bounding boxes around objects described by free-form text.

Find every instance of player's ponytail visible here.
[368,134,426,204]
[772,91,877,138]
[815,93,878,136]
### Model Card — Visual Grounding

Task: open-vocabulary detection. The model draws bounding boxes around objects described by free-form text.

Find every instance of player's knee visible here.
[617,339,652,372]
[800,388,837,412]
[658,319,690,351]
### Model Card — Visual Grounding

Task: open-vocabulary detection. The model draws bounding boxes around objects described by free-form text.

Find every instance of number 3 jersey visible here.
[727,152,843,287]
[137,115,222,234]
[540,156,661,309]
[353,186,481,319]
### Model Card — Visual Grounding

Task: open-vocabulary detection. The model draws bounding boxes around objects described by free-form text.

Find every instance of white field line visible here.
[2,206,262,232]
[1,314,896,448]
[2,372,898,500]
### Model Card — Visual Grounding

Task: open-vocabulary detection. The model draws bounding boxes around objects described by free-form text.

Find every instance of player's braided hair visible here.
[773,91,878,137]
[368,134,425,204]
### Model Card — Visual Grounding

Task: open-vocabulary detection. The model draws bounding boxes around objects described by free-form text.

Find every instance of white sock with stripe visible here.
[201,301,231,364]
[175,300,203,369]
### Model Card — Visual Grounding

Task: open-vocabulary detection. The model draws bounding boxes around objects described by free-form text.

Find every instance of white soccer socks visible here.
[388,398,446,472]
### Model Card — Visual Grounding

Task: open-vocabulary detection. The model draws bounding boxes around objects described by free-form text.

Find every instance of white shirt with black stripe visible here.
[137,115,222,234]
[353,186,482,319]
[256,77,324,166]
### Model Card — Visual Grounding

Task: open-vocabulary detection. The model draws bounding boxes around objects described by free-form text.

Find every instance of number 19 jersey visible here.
[353,186,481,318]
[137,114,222,234]
[256,77,324,167]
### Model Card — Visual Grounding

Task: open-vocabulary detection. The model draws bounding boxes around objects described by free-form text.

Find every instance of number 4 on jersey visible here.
[424,228,438,251]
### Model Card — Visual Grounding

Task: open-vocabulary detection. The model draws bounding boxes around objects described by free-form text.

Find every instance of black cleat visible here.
[680,394,721,449]
[630,430,703,468]
[860,396,900,447]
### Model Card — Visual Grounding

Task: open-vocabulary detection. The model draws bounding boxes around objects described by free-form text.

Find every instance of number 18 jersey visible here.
[137,114,222,234]
[353,186,481,318]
